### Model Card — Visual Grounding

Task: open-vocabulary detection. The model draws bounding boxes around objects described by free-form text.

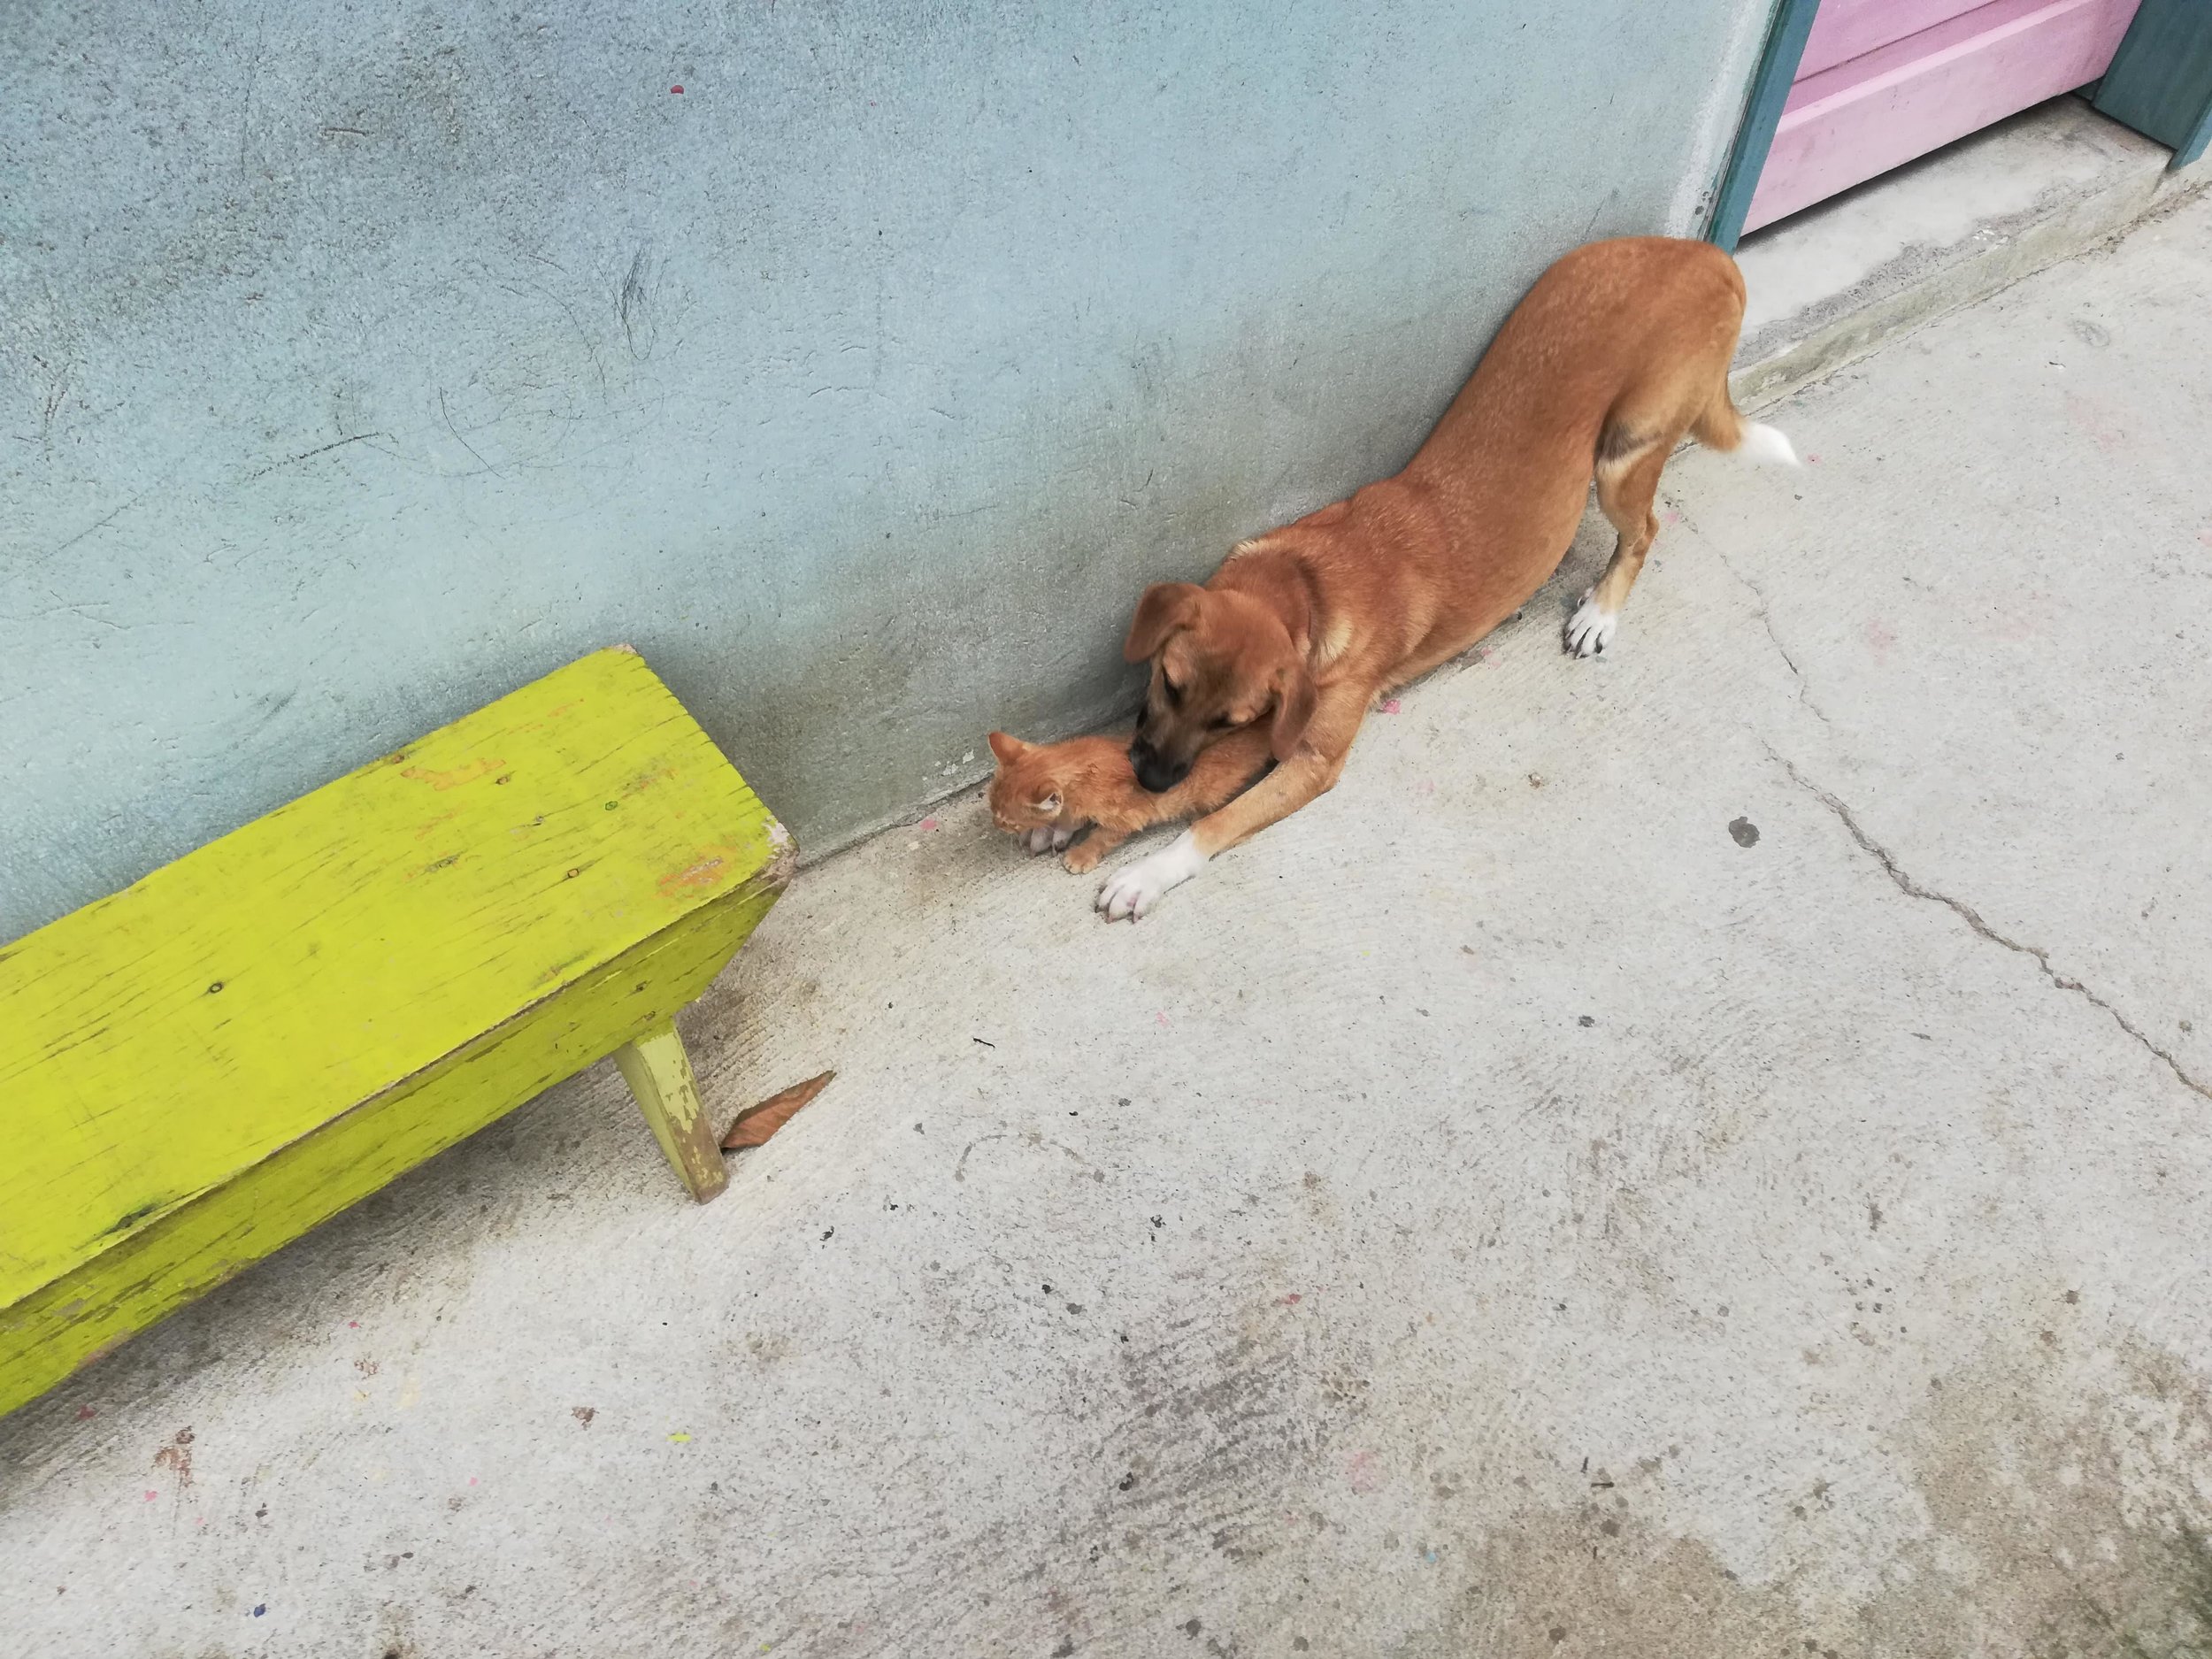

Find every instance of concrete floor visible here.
[6,194,2212,1659]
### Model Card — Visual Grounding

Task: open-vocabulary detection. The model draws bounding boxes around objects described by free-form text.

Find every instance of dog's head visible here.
[1121,581,1316,793]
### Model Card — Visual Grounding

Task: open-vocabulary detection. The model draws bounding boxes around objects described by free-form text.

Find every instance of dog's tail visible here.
[1693,381,1799,467]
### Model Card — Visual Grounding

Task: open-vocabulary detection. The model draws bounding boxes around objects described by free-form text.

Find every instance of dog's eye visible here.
[1211,713,1238,731]
[1162,677,1183,709]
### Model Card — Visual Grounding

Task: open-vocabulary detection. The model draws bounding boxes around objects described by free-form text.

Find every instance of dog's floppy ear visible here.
[986,731,1026,764]
[1123,582,1203,663]
[1269,662,1318,761]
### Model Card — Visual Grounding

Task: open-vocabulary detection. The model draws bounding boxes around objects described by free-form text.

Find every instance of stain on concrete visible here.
[1390,1337,2212,1658]
[150,1427,194,1492]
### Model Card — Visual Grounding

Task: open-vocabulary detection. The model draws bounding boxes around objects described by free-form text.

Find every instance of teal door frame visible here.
[2093,0,2212,168]
[1706,0,2212,255]
[1707,0,1823,253]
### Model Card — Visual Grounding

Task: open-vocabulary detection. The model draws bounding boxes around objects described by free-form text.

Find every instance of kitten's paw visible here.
[1063,839,1105,874]
[1024,826,1055,855]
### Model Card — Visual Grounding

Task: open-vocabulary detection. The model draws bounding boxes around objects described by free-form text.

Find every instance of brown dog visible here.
[1099,236,1794,920]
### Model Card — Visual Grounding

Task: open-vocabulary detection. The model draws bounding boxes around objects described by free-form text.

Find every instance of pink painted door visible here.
[1744,0,2145,233]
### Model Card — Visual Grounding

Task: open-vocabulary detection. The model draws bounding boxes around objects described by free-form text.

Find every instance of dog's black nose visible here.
[1129,741,1187,794]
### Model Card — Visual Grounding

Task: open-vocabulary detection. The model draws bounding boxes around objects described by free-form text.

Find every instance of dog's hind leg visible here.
[1565,434,1671,658]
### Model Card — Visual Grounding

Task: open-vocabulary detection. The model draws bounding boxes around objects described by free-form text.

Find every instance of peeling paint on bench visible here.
[0,648,792,1418]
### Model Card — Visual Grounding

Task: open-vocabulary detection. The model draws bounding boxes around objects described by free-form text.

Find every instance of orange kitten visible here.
[987,727,1274,874]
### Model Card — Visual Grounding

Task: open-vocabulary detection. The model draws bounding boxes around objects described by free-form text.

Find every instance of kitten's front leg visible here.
[1064,826,1126,874]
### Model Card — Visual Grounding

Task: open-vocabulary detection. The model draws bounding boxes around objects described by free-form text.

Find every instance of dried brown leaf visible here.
[722,1071,834,1149]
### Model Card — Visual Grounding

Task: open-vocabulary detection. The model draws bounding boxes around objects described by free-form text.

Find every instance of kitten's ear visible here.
[987,731,1026,764]
[1123,582,1202,663]
[1037,792,1063,814]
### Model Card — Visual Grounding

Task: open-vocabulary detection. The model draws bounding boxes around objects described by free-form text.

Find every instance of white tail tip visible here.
[1738,421,1800,467]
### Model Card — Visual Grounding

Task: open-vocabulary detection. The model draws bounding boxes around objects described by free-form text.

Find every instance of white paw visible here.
[1094,832,1208,922]
[1563,589,1618,658]
[1025,826,1054,855]
[1051,826,1074,851]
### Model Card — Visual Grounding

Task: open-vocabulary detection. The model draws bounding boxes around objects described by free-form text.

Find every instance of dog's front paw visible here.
[1094,833,1208,922]
[1563,588,1618,658]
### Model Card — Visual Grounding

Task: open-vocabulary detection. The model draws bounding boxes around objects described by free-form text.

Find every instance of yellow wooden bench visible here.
[0,648,791,1418]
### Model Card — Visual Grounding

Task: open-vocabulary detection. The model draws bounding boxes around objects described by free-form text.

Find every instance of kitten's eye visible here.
[1035,793,1062,813]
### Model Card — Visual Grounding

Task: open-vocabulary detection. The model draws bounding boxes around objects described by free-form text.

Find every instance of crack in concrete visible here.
[1772,749,2211,1103]
[1686,503,1832,726]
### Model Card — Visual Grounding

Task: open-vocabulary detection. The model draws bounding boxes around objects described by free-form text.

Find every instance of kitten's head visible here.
[986,732,1068,833]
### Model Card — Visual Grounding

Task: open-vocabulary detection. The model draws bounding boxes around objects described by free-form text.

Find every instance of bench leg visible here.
[613,1020,730,1203]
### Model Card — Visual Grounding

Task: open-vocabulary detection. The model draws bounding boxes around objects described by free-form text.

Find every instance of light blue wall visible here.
[1,1,1769,941]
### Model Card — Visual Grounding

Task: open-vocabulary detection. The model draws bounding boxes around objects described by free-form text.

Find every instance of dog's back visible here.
[1414,238,1744,481]
[1241,238,1763,673]
[1414,239,1743,574]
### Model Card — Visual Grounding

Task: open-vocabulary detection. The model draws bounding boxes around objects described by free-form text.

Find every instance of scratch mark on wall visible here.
[41,494,150,560]
[240,689,298,739]
[236,6,267,179]
[34,356,72,442]
[0,599,125,632]
[506,270,610,397]
[618,249,657,360]
[438,389,501,476]
[242,432,394,482]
